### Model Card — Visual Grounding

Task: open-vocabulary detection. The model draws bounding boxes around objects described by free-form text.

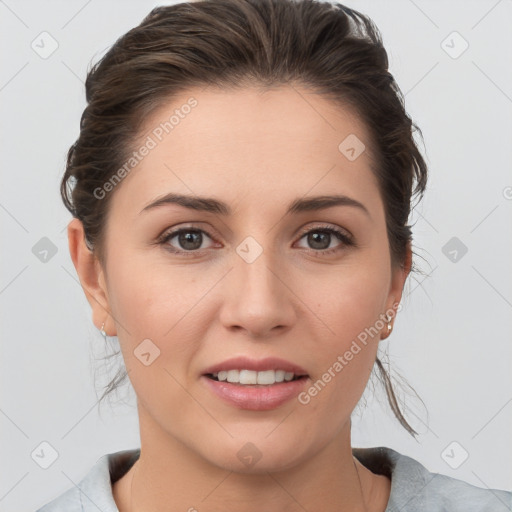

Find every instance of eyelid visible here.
[295,222,353,241]
[158,221,352,241]
[156,224,218,250]
[156,222,218,242]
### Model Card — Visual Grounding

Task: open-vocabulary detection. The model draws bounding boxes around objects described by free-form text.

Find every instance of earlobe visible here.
[67,218,115,336]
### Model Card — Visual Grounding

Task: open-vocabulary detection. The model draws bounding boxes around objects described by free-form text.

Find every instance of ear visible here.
[381,242,412,339]
[67,218,116,336]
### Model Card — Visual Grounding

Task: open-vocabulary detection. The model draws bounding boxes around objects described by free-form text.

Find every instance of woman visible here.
[36,0,511,510]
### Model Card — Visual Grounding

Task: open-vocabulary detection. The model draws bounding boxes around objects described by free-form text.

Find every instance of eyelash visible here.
[156,224,355,258]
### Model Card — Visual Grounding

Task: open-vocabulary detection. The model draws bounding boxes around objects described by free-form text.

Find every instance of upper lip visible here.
[202,356,309,376]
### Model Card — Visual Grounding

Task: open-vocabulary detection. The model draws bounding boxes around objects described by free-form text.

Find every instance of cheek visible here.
[308,262,390,347]
[107,238,200,325]
[104,249,213,373]
[297,260,390,407]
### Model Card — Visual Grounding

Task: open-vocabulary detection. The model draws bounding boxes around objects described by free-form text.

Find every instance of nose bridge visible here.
[220,234,295,335]
[235,237,283,304]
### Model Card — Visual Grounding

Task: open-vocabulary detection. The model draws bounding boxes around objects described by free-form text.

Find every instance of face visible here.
[70,85,409,473]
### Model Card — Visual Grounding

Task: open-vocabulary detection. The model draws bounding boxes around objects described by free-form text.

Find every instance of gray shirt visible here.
[36,446,512,511]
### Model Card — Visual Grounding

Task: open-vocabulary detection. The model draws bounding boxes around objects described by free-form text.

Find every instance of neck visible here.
[115,404,387,512]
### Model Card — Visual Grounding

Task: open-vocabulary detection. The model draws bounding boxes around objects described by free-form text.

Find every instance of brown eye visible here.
[159,228,215,254]
[295,226,354,255]
[307,231,332,250]
[157,224,354,258]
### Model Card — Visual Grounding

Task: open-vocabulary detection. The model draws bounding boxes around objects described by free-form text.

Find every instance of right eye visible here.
[158,227,218,256]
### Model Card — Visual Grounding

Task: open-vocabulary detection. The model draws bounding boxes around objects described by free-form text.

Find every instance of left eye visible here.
[158,226,353,255]
[295,228,352,253]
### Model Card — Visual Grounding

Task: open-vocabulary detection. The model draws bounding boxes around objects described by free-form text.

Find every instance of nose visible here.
[218,245,297,338]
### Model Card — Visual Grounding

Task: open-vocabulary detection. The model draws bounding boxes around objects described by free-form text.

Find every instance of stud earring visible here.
[386,315,393,333]
[100,322,107,340]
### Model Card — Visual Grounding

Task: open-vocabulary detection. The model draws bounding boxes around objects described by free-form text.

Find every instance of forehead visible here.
[111,84,381,216]
[140,84,372,150]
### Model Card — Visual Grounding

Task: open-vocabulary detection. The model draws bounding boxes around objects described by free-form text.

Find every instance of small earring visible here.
[386,315,393,333]
[100,322,107,340]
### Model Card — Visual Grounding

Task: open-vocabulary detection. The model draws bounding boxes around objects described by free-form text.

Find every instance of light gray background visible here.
[1,0,511,510]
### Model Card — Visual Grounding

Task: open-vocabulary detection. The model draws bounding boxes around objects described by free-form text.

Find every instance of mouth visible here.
[205,369,308,386]
[200,357,310,410]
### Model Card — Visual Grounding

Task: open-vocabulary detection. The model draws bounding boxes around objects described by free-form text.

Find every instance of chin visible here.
[197,436,312,475]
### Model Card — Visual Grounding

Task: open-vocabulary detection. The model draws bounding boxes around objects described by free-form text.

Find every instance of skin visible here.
[69,84,411,512]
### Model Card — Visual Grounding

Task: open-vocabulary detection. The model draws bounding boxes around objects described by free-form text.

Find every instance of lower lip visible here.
[201,375,309,411]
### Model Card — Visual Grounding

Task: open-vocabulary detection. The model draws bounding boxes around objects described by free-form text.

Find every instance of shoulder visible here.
[353,446,512,512]
[35,449,140,512]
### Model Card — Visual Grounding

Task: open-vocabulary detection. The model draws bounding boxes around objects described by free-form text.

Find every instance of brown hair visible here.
[62,0,428,436]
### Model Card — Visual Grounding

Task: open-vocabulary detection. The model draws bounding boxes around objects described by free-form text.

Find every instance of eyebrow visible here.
[140,192,370,217]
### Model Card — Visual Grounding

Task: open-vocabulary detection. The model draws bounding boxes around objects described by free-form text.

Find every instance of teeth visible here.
[211,369,300,385]
[227,369,240,383]
[275,370,285,383]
